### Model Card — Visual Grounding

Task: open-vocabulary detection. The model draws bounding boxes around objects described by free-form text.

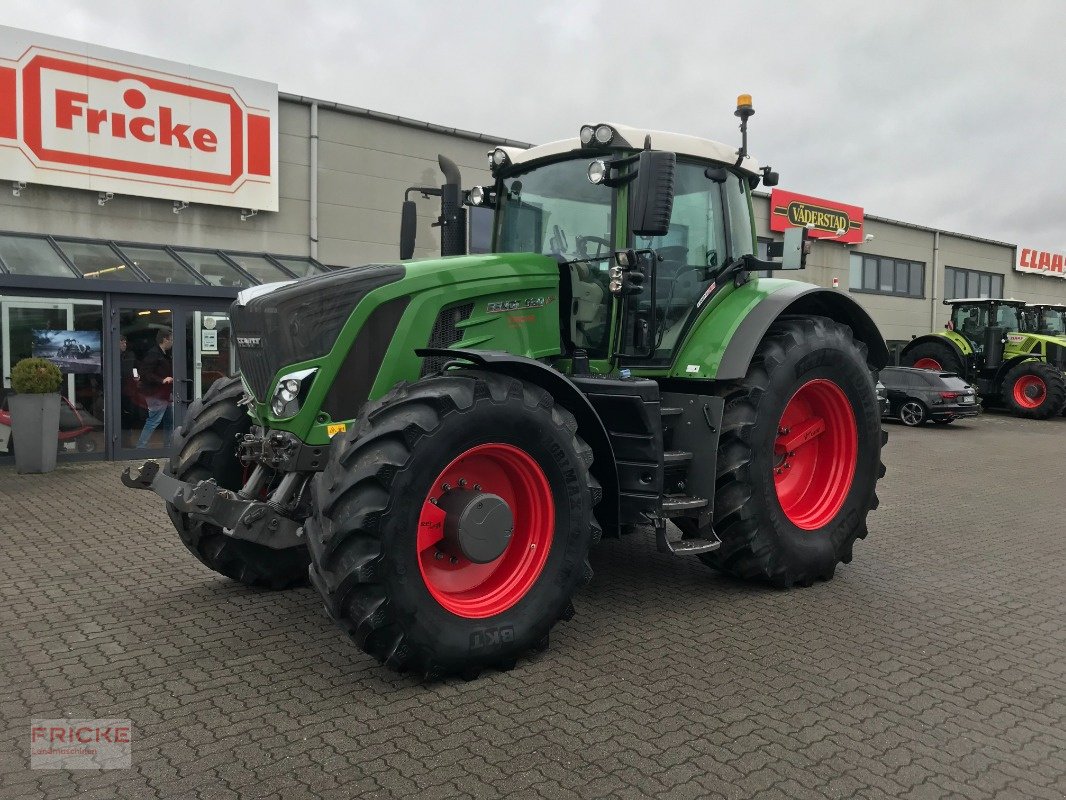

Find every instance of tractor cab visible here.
[401,98,814,376]
[1022,304,1066,337]
[945,298,1025,367]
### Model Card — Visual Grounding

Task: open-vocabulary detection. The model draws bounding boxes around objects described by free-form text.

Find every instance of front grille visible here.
[232,263,404,399]
[421,303,474,376]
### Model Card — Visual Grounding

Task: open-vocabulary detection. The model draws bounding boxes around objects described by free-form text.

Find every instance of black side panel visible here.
[660,392,723,530]
[321,296,410,423]
[717,285,889,379]
[570,375,662,527]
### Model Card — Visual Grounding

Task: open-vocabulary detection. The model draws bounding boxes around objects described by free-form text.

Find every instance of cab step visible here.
[662,494,708,515]
[663,450,693,465]
[656,523,721,556]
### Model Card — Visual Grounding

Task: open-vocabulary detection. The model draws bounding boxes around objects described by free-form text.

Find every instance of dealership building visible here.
[2,25,1065,463]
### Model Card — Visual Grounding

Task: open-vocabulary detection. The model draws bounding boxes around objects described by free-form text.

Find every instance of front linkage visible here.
[121,459,303,550]
[120,423,326,552]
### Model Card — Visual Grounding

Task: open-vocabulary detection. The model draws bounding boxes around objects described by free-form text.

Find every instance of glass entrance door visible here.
[110,302,236,461]
[188,310,235,403]
[112,305,187,459]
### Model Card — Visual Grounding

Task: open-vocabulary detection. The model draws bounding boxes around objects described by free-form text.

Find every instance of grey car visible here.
[880,366,981,426]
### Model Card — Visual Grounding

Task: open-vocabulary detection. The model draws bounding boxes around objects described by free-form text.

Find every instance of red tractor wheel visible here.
[305,371,601,679]
[682,316,886,587]
[1002,361,1066,419]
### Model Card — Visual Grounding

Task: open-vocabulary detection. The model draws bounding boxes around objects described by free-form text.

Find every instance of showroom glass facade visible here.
[0,232,328,463]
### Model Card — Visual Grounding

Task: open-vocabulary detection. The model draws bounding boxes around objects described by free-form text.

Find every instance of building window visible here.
[849,253,924,298]
[944,266,1003,300]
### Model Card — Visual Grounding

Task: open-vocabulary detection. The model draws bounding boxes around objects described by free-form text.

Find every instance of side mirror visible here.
[781,226,810,270]
[629,150,676,238]
[400,200,417,260]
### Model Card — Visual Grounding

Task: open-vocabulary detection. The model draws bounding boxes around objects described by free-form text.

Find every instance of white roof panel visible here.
[497,123,760,177]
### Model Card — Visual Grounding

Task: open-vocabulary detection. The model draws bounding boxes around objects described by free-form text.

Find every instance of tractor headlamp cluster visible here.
[467,185,497,208]
[270,367,316,419]
[487,147,511,171]
[579,124,617,148]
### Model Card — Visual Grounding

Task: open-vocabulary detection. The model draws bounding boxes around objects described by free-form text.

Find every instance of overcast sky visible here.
[4,1,1065,251]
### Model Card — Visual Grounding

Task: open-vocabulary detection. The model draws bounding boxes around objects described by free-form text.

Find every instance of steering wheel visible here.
[576,235,613,260]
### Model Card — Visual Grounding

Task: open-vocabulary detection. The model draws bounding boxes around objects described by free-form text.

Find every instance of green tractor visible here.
[123,98,889,678]
[900,298,1066,419]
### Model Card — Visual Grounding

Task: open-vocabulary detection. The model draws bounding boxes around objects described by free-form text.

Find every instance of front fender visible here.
[671,279,890,381]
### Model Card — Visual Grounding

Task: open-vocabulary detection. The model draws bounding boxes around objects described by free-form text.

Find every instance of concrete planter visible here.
[9,393,60,474]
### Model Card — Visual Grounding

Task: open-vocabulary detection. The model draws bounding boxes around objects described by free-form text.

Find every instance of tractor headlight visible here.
[579,125,595,145]
[468,185,486,206]
[587,160,608,185]
[594,124,615,145]
[490,148,510,168]
[270,368,316,419]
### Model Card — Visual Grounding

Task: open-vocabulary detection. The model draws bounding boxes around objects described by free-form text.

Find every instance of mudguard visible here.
[416,348,621,535]
[900,331,973,362]
[671,280,890,381]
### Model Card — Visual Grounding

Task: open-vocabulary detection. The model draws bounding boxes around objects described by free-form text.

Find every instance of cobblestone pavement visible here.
[1,411,1064,800]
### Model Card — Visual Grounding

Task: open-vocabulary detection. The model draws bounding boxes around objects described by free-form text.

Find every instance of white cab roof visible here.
[497,123,761,177]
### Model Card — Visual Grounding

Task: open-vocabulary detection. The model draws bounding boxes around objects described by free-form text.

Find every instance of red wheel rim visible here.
[417,443,554,618]
[1013,375,1047,409]
[773,379,858,531]
[913,357,942,370]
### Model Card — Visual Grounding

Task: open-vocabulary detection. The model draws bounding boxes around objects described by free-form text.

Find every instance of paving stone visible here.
[1,412,1064,798]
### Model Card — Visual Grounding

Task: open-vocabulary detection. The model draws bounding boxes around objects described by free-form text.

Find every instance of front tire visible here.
[690,316,886,587]
[305,371,601,679]
[1002,361,1066,419]
[165,376,310,589]
[901,341,963,373]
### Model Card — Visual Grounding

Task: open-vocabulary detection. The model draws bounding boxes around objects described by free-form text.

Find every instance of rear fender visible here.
[674,281,889,381]
[900,333,971,364]
[416,348,620,536]
[994,353,1045,385]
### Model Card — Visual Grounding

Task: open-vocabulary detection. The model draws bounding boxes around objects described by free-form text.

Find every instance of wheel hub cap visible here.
[438,489,514,564]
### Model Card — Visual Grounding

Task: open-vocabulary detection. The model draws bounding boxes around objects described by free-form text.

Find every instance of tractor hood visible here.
[230,253,559,400]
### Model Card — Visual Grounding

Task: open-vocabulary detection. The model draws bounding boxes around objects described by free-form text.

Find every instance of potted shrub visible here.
[8,357,63,474]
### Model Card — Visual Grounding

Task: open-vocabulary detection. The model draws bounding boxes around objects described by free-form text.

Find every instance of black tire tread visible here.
[901,340,964,373]
[1002,360,1066,420]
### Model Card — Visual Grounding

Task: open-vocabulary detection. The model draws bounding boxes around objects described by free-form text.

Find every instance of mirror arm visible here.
[405,186,441,201]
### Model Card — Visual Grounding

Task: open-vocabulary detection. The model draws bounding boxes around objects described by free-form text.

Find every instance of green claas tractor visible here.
[123,98,889,678]
[901,298,1066,419]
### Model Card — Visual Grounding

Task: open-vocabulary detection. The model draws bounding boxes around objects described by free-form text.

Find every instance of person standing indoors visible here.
[136,328,174,449]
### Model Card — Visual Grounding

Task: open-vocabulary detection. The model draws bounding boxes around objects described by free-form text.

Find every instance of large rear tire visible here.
[901,340,963,373]
[684,316,886,587]
[165,375,310,589]
[1002,361,1066,419]
[305,371,601,679]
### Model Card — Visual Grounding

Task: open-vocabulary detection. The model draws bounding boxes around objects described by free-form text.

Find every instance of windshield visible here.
[1029,308,1066,335]
[496,157,613,259]
[496,157,615,357]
